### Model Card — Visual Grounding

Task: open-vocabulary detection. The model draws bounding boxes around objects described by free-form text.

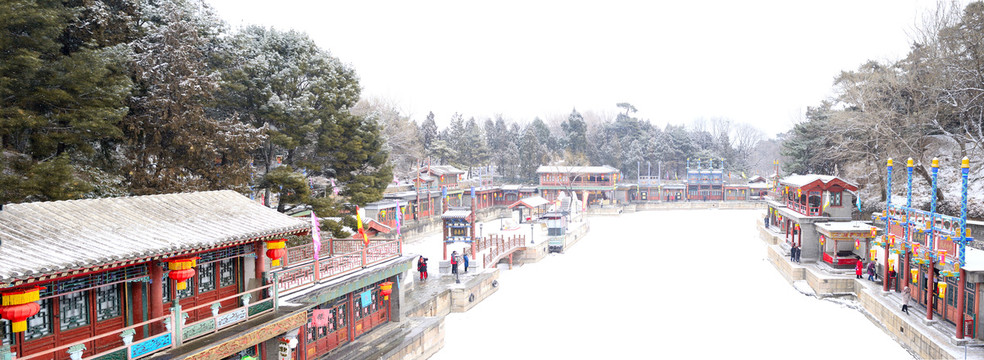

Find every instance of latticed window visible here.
[220,259,236,288]
[24,298,51,340]
[947,278,958,307]
[162,272,170,304]
[177,278,194,299]
[966,282,976,314]
[1,319,11,346]
[59,291,89,331]
[96,284,121,321]
[199,262,216,293]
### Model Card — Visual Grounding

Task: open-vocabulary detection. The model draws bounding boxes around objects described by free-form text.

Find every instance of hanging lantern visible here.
[870,227,877,237]
[381,210,386,217]
[0,286,42,333]
[266,239,287,267]
[379,281,394,300]
[167,258,199,291]
[955,262,961,272]
[855,239,860,250]
[911,269,918,283]
[869,249,877,260]
[888,259,895,271]
[819,235,825,246]
[889,234,895,247]
[939,250,947,265]
[938,282,947,298]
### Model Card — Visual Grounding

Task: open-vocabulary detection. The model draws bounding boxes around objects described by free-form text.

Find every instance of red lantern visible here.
[0,287,42,333]
[167,258,199,290]
[379,282,394,300]
[267,239,287,267]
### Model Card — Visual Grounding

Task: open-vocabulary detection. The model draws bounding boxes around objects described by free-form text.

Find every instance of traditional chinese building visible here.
[686,158,724,201]
[0,191,311,360]
[0,190,414,360]
[770,174,859,263]
[536,165,620,206]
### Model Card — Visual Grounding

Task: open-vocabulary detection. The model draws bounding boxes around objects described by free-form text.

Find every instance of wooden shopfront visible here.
[302,279,391,359]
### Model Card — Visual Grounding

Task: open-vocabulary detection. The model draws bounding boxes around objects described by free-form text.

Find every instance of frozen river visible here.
[420,209,913,359]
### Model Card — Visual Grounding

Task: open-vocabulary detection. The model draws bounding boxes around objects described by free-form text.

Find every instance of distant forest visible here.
[9,0,984,220]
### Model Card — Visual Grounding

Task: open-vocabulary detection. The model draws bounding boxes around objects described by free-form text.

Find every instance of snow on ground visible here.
[427,209,914,359]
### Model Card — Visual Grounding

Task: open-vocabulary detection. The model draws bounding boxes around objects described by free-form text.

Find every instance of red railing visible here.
[482,235,526,268]
[274,239,401,293]
[284,239,331,267]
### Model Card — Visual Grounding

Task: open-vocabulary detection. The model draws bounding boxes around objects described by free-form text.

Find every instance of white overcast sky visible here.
[204,0,952,138]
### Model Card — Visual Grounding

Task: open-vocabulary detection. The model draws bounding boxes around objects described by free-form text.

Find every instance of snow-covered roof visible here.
[780,174,857,190]
[442,209,473,219]
[536,165,619,174]
[965,247,984,272]
[424,165,465,176]
[815,221,875,233]
[508,196,550,209]
[0,190,309,282]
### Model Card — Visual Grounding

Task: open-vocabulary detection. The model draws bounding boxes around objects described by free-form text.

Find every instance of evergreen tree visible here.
[0,0,132,203]
[561,109,588,156]
[420,111,438,150]
[124,0,261,194]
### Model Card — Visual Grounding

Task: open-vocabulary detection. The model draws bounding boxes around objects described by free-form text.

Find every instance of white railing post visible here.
[272,272,280,312]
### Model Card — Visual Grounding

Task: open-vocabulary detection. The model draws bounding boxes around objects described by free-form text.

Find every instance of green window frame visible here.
[199,262,216,294]
[162,272,171,304]
[24,298,52,340]
[59,291,89,331]
[220,259,236,288]
[1,319,11,346]
[96,284,121,321]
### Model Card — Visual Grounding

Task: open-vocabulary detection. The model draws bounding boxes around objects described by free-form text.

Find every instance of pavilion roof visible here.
[508,196,550,209]
[424,165,465,176]
[0,190,309,283]
[441,209,473,219]
[780,174,858,191]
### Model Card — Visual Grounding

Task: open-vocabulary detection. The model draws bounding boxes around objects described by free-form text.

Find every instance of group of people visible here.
[417,251,472,282]
[852,260,914,316]
[854,259,895,285]
[789,243,801,263]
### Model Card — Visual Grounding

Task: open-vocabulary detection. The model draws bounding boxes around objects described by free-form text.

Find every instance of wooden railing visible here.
[482,235,526,268]
[273,239,402,294]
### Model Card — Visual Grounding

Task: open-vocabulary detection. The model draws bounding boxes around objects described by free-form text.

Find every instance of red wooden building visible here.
[0,191,310,360]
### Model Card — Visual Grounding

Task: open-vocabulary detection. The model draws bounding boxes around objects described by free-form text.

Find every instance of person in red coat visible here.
[855,259,863,279]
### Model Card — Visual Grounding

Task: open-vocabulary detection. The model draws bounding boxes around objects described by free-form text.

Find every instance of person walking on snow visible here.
[463,253,470,273]
[855,260,863,279]
[417,256,429,281]
[902,286,911,315]
[867,261,877,281]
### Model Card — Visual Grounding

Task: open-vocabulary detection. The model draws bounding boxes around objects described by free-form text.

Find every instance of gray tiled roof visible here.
[0,190,309,282]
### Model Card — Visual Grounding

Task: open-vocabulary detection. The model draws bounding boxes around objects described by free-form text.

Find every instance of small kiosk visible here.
[815,221,876,267]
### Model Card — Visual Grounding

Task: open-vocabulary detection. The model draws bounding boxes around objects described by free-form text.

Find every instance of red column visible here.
[903,251,911,291]
[149,261,164,333]
[926,262,935,321]
[131,280,144,339]
[957,268,967,338]
[255,241,267,299]
[883,242,890,292]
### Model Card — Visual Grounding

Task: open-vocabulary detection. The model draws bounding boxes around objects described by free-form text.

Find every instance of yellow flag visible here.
[356,206,368,246]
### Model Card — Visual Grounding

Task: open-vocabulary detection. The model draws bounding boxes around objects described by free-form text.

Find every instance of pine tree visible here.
[123,0,261,194]
[0,0,132,203]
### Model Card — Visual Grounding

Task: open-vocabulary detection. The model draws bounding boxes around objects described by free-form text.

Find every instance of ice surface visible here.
[425,209,914,359]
